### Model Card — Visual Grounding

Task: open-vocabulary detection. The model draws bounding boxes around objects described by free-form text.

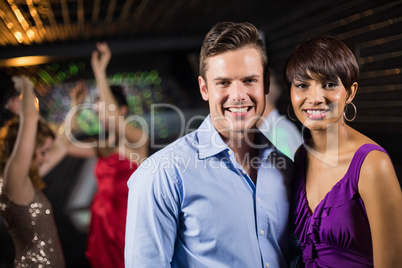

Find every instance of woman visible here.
[63,43,148,268]
[0,76,65,267]
[286,37,402,267]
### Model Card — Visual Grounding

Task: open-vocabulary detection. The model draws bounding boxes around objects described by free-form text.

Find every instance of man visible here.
[258,68,302,160]
[125,21,295,268]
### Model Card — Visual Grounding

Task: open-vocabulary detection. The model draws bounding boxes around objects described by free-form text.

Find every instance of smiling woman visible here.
[291,75,355,131]
[286,36,402,268]
[0,76,65,267]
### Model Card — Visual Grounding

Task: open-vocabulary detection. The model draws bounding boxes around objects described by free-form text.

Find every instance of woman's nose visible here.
[307,84,324,105]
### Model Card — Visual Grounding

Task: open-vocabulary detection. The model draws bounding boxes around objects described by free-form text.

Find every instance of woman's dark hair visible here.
[285,36,359,96]
[110,85,128,108]
[0,116,55,190]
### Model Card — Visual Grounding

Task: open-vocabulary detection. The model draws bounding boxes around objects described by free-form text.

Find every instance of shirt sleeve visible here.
[125,158,182,268]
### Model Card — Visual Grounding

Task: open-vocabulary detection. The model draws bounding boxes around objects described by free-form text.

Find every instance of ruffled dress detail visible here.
[293,144,387,267]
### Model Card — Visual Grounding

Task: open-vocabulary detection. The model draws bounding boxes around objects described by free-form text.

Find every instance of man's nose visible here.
[231,82,246,103]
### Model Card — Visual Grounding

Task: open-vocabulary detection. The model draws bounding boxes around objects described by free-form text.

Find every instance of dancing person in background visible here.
[287,36,402,267]
[59,42,149,268]
[0,76,65,267]
[125,21,296,268]
[4,91,20,117]
[258,68,302,160]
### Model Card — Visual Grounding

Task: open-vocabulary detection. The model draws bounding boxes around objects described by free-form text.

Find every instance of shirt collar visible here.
[197,115,276,160]
[255,131,276,160]
[197,115,228,159]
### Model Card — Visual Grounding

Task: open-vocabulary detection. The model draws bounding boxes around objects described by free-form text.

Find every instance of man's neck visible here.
[220,130,259,185]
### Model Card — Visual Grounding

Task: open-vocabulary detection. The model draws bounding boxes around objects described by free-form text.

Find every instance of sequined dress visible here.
[0,178,65,267]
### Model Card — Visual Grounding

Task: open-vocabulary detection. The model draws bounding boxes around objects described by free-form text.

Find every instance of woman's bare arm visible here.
[3,77,38,204]
[359,150,402,267]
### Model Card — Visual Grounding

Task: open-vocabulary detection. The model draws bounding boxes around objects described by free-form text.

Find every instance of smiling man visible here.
[125,22,295,268]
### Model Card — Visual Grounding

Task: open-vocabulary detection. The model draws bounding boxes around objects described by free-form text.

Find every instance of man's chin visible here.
[223,125,258,134]
[212,117,258,132]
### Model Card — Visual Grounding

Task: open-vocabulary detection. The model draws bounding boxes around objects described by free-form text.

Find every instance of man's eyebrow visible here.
[243,74,260,79]
[212,74,261,81]
[212,76,229,81]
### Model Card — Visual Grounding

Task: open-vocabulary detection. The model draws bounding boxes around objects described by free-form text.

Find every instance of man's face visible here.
[199,46,267,136]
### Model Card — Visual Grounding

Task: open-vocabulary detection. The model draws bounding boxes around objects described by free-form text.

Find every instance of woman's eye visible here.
[324,82,337,88]
[41,150,49,157]
[294,83,307,89]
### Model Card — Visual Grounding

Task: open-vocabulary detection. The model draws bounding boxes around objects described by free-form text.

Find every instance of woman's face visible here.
[95,100,108,128]
[31,137,53,169]
[290,73,356,132]
[95,100,126,130]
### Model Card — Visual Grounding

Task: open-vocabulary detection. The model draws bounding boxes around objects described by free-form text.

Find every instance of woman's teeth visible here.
[306,110,325,115]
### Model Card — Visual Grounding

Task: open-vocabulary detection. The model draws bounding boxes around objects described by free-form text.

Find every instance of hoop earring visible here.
[287,104,297,121]
[343,102,357,122]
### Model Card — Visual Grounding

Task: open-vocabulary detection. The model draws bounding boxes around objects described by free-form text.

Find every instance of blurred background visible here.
[0,0,401,267]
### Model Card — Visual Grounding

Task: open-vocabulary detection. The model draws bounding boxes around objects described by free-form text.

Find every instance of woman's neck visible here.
[307,121,352,166]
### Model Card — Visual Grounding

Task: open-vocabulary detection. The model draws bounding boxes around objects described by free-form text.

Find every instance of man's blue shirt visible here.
[125,115,294,268]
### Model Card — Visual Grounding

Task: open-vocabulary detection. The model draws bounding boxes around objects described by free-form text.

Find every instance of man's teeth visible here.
[306,110,325,115]
[229,107,248,113]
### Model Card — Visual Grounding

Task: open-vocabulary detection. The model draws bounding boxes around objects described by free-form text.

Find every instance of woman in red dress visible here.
[64,43,149,268]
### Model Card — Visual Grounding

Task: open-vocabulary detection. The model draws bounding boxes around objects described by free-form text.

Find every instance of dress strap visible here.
[345,144,387,183]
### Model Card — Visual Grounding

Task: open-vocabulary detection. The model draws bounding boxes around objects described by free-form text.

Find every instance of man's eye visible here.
[217,81,227,86]
[245,79,256,83]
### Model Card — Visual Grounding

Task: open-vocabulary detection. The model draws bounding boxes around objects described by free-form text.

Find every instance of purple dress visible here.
[293,143,387,267]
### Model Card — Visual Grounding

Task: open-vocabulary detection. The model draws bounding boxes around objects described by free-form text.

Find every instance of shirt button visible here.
[228,151,233,155]
[242,170,246,174]
[257,197,261,202]
[265,262,269,268]
[260,230,264,235]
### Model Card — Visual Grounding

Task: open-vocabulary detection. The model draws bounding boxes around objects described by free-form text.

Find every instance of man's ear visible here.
[346,82,358,104]
[199,76,209,101]
[264,84,270,96]
[264,68,270,95]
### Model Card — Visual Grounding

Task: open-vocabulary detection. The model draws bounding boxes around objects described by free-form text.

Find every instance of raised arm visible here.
[56,80,98,159]
[3,76,39,204]
[359,150,402,267]
[91,42,119,124]
[91,42,148,160]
